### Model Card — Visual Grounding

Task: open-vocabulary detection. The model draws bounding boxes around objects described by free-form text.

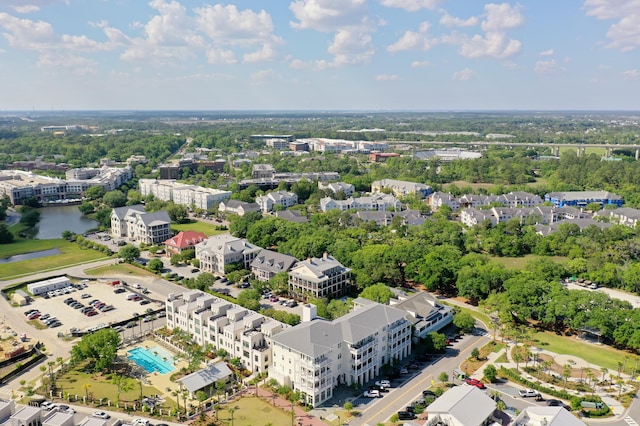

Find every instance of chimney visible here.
[323,252,328,260]
[302,304,317,322]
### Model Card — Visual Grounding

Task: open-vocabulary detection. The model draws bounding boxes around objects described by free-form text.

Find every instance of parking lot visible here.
[18,279,165,335]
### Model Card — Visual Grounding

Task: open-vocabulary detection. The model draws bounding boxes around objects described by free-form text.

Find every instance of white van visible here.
[126,293,138,300]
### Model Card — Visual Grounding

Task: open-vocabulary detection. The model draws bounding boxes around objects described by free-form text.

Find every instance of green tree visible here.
[484,364,497,382]
[148,258,164,273]
[111,374,134,403]
[269,271,289,294]
[471,347,480,360]
[166,203,189,223]
[118,244,140,263]
[411,245,462,294]
[85,186,106,200]
[0,223,14,244]
[359,283,394,304]
[70,328,120,372]
[453,311,476,334]
[103,190,127,208]
[237,289,261,311]
[438,372,449,383]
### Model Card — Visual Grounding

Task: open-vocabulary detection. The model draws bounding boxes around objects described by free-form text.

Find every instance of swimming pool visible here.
[127,346,176,374]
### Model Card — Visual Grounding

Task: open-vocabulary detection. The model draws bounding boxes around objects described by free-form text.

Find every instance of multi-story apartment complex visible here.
[0,167,132,205]
[269,299,412,407]
[371,179,432,199]
[238,172,340,190]
[459,206,586,227]
[544,190,623,208]
[166,291,286,373]
[288,253,351,301]
[255,191,298,212]
[250,249,298,282]
[318,181,355,197]
[195,233,262,274]
[427,192,461,211]
[218,200,261,216]
[320,194,402,212]
[251,164,276,179]
[110,204,171,245]
[138,179,231,210]
[429,191,543,211]
[596,207,640,228]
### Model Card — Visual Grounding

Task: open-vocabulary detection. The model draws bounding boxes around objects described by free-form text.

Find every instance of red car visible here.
[465,378,486,389]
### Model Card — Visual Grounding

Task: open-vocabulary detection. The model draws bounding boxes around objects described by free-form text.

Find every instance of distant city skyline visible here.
[0,0,638,111]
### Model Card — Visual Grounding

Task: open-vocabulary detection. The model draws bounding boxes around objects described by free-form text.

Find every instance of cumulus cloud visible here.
[584,0,640,51]
[539,48,554,56]
[12,5,40,13]
[621,69,640,79]
[455,3,524,59]
[411,60,430,68]
[452,68,475,80]
[534,59,563,74]
[328,26,375,65]
[439,12,478,27]
[378,0,441,12]
[375,74,398,80]
[289,0,367,32]
[387,22,437,52]
[250,68,282,83]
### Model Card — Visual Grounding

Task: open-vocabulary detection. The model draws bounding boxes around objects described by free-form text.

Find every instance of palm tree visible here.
[513,351,524,371]
[227,405,239,426]
[171,389,181,414]
[56,356,64,373]
[601,367,609,385]
[287,391,301,426]
[563,363,572,389]
[215,380,226,403]
[111,374,134,404]
[82,383,91,402]
[180,388,189,414]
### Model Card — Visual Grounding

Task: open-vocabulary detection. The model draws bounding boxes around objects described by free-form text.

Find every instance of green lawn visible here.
[0,238,71,258]
[217,396,292,426]
[84,263,158,278]
[492,254,568,270]
[533,331,640,375]
[171,220,227,236]
[0,240,108,279]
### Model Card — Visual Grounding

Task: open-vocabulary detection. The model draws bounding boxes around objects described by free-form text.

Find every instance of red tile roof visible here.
[165,231,208,249]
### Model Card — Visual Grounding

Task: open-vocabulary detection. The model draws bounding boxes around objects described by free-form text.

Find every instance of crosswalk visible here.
[625,415,639,426]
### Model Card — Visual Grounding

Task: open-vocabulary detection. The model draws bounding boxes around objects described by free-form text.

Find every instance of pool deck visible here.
[119,339,191,406]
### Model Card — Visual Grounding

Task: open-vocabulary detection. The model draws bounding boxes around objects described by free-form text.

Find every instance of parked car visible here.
[368,385,389,393]
[518,389,540,398]
[24,309,38,316]
[114,288,126,294]
[49,321,62,328]
[363,390,381,398]
[397,411,415,421]
[92,411,110,419]
[546,399,563,406]
[465,378,486,389]
[399,368,409,374]
[422,389,436,397]
[81,293,91,299]
[140,300,151,305]
[40,401,55,411]
[375,380,391,388]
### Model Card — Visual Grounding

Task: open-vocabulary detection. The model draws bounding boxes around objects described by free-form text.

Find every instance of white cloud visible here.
[37,52,98,75]
[205,48,236,65]
[539,48,554,56]
[289,0,367,32]
[411,60,430,68]
[452,68,475,80]
[439,12,478,28]
[12,5,40,13]
[583,0,640,51]
[328,26,375,65]
[288,59,310,69]
[456,3,524,59]
[250,68,282,83]
[387,21,437,52]
[621,69,640,79]
[378,0,441,12]
[375,74,398,80]
[534,59,562,74]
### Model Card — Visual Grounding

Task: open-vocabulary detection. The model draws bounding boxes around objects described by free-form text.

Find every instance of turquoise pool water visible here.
[127,346,175,374]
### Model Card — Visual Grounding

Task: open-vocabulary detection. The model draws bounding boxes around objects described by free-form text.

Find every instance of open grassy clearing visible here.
[84,263,158,278]
[216,396,292,426]
[492,254,568,270]
[533,331,640,375]
[0,238,71,258]
[0,241,108,279]
[171,221,227,236]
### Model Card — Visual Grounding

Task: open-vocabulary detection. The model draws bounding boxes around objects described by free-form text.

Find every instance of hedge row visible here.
[498,367,573,400]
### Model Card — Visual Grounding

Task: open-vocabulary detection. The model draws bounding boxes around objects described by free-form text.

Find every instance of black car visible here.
[140,300,151,305]
[422,389,436,397]
[397,411,415,421]
[114,288,126,294]
[368,385,389,393]
[546,399,562,406]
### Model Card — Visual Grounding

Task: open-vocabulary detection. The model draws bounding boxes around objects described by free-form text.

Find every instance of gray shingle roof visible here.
[137,210,171,226]
[251,249,298,274]
[112,204,145,219]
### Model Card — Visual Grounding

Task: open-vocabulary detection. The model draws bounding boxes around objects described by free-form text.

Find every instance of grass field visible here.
[0,240,108,280]
[217,397,292,426]
[170,221,227,236]
[84,263,158,278]
[533,331,640,375]
[492,254,568,270]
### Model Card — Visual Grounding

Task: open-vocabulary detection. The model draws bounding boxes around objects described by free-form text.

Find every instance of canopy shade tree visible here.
[71,328,120,372]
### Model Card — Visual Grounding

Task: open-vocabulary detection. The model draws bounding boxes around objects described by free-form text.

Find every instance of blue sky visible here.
[0,0,638,111]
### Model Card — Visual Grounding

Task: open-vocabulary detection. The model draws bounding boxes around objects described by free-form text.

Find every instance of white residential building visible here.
[110,204,171,245]
[269,299,412,407]
[166,291,286,373]
[250,249,298,282]
[218,200,261,216]
[427,192,461,211]
[255,191,298,212]
[319,194,402,212]
[318,182,355,197]
[513,406,587,426]
[388,291,454,341]
[371,179,432,199]
[599,207,640,228]
[288,253,351,301]
[426,385,497,426]
[195,233,262,274]
[138,179,231,210]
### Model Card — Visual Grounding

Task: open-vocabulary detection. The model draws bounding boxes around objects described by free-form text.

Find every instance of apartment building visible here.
[319,194,402,212]
[255,191,298,212]
[0,167,132,205]
[164,231,208,256]
[250,249,298,282]
[218,200,261,216]
[460,206,563,227]
[138,179,231,210]
[596,207,640,228]
[371,179,432,199]
[269,299,412,407]
[195,233,262,274]
[318,181,355,197]
[110,204,171,245]
[388,291,454,340]
[252,164,276,179]
[166,291,286,373]
[544,190,623,208]
[288,253,351,301]
[427,191,461,211]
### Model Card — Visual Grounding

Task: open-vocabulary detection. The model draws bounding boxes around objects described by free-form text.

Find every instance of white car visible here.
[40,401,55,411]
[92,411,111,419]
[363,390,381,398]
[375,380,391,388]
[518,389,540,398]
